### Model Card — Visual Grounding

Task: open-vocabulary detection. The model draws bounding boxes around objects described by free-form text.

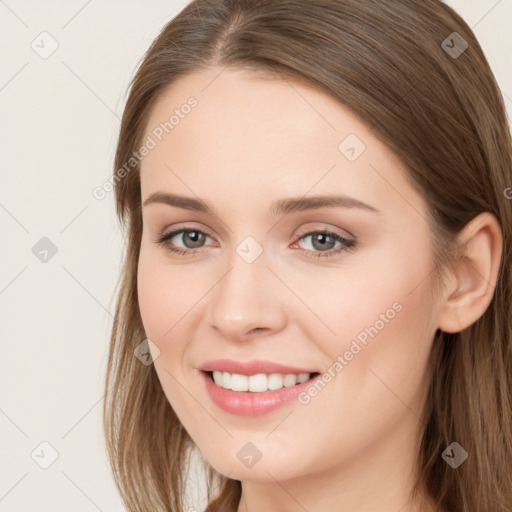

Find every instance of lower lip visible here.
[201,371,321,417]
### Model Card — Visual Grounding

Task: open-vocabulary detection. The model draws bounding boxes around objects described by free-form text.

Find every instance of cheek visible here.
[136,249,200,414]
[282,238,434,356]
[309,243,436,420]
[137,255,167,339]
[137,246,199,341]
[286,229,435,392]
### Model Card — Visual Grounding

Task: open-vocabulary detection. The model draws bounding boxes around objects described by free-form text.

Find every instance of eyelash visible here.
[153,227,356,259]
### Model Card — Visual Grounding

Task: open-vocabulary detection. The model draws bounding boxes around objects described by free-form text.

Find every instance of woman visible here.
[103,1,512,510]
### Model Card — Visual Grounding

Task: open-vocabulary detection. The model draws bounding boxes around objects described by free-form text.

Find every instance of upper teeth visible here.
[212,371,311,392]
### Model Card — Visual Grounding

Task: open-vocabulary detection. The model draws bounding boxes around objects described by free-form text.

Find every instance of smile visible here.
[201,370,321,416]
[209,370,316,392]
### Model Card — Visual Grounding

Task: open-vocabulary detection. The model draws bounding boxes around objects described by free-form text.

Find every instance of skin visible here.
[136,66,502,512]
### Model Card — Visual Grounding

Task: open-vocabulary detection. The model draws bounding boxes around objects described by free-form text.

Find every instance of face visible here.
[137,66,441,483]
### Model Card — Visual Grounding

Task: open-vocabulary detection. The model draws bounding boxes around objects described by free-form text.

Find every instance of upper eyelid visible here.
[295,224,354,240]
[165,226,215,242]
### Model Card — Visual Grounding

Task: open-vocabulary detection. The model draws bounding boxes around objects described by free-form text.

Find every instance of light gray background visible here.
[0,1,511,510]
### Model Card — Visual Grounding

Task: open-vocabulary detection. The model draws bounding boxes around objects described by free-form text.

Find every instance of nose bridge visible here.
[207,238,285,339]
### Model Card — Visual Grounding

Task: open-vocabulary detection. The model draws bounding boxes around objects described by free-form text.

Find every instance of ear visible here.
[437,212,503,334]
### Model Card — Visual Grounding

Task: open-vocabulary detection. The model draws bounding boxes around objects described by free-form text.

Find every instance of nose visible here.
[206,248,287,342]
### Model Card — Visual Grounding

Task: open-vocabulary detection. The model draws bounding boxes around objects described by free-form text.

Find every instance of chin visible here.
[203,449,307,482]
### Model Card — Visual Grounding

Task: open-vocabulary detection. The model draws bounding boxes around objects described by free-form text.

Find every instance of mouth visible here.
[200,369,323,416]
[203,370,321,393]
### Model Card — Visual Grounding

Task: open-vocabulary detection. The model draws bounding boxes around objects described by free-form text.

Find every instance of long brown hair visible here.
[103,1,512,510]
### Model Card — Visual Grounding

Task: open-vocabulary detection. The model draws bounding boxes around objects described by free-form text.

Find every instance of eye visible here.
[293,230,356,259]
[153,228,213,256]
[153,227,356,259]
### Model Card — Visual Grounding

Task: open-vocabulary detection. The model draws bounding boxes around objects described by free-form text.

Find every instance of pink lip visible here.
[199,358,318,375]
[199,369,322,417]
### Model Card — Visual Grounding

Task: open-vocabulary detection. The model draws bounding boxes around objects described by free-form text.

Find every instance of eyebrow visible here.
[142,192,381,216]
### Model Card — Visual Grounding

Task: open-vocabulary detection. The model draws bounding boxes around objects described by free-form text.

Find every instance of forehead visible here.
[139,66,425,219]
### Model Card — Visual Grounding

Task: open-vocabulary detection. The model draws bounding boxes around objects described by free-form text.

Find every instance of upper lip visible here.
[199,359,318,375]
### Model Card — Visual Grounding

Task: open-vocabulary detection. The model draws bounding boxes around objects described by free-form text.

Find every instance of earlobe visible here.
[437,213,503,334]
